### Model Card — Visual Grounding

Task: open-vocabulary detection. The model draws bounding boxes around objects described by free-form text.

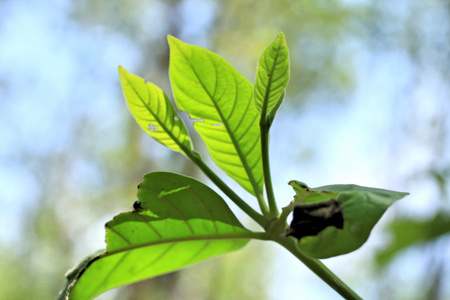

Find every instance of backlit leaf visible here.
[67,172,252,300]
[254,32,289,116]
[119,66,192,154]
[168,36,263,196]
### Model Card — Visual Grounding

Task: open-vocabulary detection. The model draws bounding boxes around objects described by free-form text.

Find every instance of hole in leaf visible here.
[148,124,157,132]
[213,123,223,126]
[286,198,344,240]
[191,118,204,122]
[173,115,180,121]
[158,185,191,197]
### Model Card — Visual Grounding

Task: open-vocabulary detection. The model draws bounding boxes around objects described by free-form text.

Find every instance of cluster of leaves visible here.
[58,33,408,300]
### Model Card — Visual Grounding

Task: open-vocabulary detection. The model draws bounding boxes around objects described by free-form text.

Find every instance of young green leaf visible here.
[287,182,409,258]
[67,172,255,300]
[118,66,192,154]
[254,32,289,116]
[168,36,263,197]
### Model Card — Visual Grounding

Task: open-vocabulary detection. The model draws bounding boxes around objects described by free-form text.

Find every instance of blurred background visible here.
[0,0,449,299]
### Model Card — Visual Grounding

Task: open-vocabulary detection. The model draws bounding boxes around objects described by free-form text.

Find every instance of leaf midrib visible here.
[106,230,265,255]
[261,44,282,115]
[83,232,264,299]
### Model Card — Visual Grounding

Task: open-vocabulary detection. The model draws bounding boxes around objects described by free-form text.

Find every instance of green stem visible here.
[260,117,279,217]
[242,230,363,299]
[186,150,268,228]
[259,63,283,217]
[255,188,271,218]
[277,238,363,300]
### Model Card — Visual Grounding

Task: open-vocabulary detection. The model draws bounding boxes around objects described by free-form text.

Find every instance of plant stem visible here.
[278,238,363,300]
[187,150,268,227]
[260,118,279,217]
[252,183,271,218]
[259,61,283,217]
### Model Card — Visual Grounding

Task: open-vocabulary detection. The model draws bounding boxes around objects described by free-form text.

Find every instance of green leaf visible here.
[254,32,289,116]
[57,249,105,300]
[288,181,409,258]
[68,172,252,300]
[168,35,263,196]
[118,66,192,154]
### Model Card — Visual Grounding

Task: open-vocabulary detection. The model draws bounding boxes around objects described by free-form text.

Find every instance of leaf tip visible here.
[118,65,130,79]
[276,31,286,39]
[275,32,287,47]
[167,34,181,47]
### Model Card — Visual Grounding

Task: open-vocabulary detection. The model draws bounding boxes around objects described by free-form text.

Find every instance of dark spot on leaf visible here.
[286,199,344,240]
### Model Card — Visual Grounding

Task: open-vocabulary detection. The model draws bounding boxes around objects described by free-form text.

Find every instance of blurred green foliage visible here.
[376,212,450,267]
[1,0,449,299]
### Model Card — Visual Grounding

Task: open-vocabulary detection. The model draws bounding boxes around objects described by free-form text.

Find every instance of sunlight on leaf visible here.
[118,66,192,154]
[68,172,252,300]
[254,32,289,115]
[168,36,263,196]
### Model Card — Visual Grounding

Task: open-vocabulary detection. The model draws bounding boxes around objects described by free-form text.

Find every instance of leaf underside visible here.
[289,183,409,258]
[168,35,263,196]
[68,172,251,300]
